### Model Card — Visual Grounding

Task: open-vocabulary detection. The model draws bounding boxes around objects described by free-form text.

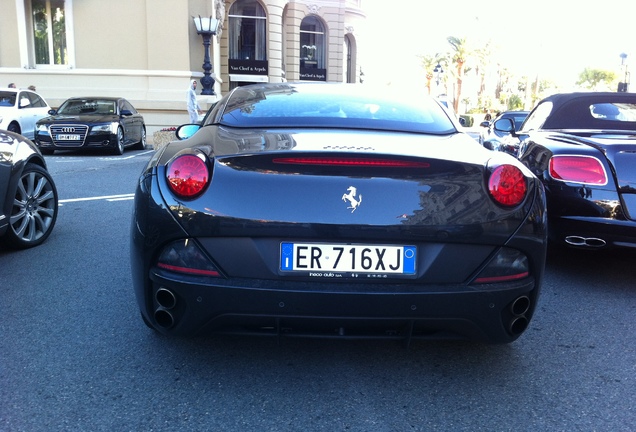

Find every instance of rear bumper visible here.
[141,269,539,344]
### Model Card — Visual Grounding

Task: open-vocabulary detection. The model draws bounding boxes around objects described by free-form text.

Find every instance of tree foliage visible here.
[447,36,469,112]
[576,68,617,90]
[415,36,621,114]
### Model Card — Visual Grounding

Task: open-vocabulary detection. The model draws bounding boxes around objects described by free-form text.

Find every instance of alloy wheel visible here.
[115,127,124,155]
[8,164,58,248]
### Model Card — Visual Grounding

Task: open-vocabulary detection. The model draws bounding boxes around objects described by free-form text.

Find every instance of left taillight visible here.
[549,155,608,185]
[156,239,221,277]
[488,164,527,207]
[166,153,209,199]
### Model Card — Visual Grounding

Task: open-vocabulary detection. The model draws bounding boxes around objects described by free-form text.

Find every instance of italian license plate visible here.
[57,134,80,140]
[280,242,416,276]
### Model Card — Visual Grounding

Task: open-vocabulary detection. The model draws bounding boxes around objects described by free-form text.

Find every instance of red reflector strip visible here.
[272,157,430,168]
[474,272,529,284]
[157,262,220,277]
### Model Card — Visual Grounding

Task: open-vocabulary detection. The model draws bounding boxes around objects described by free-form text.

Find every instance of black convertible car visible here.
[34,97,146,155]
[479,110,529,154]
[495,92,636,250]
[0,130,58,249]
[131,83,547,344]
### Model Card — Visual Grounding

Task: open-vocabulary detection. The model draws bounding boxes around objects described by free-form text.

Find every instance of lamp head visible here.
[193,15,219,34]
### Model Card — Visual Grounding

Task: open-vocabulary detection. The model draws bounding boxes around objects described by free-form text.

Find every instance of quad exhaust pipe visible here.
[565,236,606,248]
[154,288,177,328]
[508,295,530,336]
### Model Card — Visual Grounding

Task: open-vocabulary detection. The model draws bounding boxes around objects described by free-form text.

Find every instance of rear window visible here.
[215,84,456,134]
[0,91,17,107]
[590,103,636,121]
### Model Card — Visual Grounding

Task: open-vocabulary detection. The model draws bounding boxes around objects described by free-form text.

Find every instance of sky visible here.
[362,0,636,91]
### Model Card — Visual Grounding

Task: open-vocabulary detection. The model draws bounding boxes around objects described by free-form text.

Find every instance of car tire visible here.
[40,148,54,155]
[133,127,146,150]
[114,127,124,155]
[7,122,21,135]
[5,163,58,249]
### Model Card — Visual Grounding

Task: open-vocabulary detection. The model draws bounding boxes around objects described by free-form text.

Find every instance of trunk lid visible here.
[158,128,537,244]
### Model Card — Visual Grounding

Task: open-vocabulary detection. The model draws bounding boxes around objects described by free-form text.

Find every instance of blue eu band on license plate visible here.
[280,242,416,275]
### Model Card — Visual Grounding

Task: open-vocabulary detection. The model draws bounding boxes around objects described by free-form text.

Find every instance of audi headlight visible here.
[92,123,117,133]
[37,124,48,132]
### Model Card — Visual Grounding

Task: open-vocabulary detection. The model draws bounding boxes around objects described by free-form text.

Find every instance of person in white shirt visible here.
[187,80,202,123]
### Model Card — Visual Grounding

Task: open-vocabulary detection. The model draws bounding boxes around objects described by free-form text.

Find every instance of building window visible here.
[32,0,68,65]
[228,0,266,61]
[299,16,326,81]
[300,16,325,69]
[343,35,352,83]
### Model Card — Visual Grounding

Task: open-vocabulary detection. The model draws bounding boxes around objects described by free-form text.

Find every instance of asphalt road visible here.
[1,149,635,431]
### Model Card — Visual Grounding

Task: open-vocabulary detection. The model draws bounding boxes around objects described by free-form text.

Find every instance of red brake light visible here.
[549,155,607,185]
[489,164,527,206]
[272,157,430,168]
[166,154,209,198]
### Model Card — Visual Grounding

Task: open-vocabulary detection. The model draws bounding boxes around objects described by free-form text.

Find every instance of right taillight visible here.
[488,164,527,207]
[549,155,608,185]
[166,153,209,199]
[474,247,529,284]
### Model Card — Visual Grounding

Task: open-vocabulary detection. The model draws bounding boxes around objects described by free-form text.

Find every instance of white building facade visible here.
[1,0,367,138]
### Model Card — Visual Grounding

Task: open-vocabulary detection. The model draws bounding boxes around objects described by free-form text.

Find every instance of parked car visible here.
[494,92,636,250]
[34,97,146,155]
[0,130,58,249]
[131,83,547,344]
[479,110,529,154]
[0,87,51,140]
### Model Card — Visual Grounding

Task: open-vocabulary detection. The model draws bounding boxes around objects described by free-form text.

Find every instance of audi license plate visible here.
[57,134,80,140]
[280,242,416,277]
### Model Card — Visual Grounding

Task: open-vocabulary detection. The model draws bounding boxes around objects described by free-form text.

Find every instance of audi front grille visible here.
[50,124,89,147]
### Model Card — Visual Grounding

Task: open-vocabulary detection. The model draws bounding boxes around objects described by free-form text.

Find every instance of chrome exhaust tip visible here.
[155,288,177,309]
[509,316,529,336]
[565,236,606,248]
[154,309,175,329]
[510,296,530,316]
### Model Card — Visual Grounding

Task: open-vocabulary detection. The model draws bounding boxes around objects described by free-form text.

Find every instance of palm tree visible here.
[419,55,437,95]
[447,36,469,113]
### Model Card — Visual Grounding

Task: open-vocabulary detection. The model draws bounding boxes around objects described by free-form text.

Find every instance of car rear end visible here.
[520,131,636,249]
[131,128,546,344]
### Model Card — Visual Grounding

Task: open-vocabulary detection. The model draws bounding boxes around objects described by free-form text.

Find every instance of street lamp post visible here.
[193,15,219,96]
[433,62,444,88]
[618,53,629,93]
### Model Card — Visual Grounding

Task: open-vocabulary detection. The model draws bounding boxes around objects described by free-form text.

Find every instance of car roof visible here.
[500,110,529,115]
[63,96,123,101]
[537,92,636,130]
[0,88,34,94]
[540,92,636,104]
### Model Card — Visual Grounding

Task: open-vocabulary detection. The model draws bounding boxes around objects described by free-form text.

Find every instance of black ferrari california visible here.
[495,92,636,250]
[0,130,58,249]
[131,83,547,344]
[34,97,146,155]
